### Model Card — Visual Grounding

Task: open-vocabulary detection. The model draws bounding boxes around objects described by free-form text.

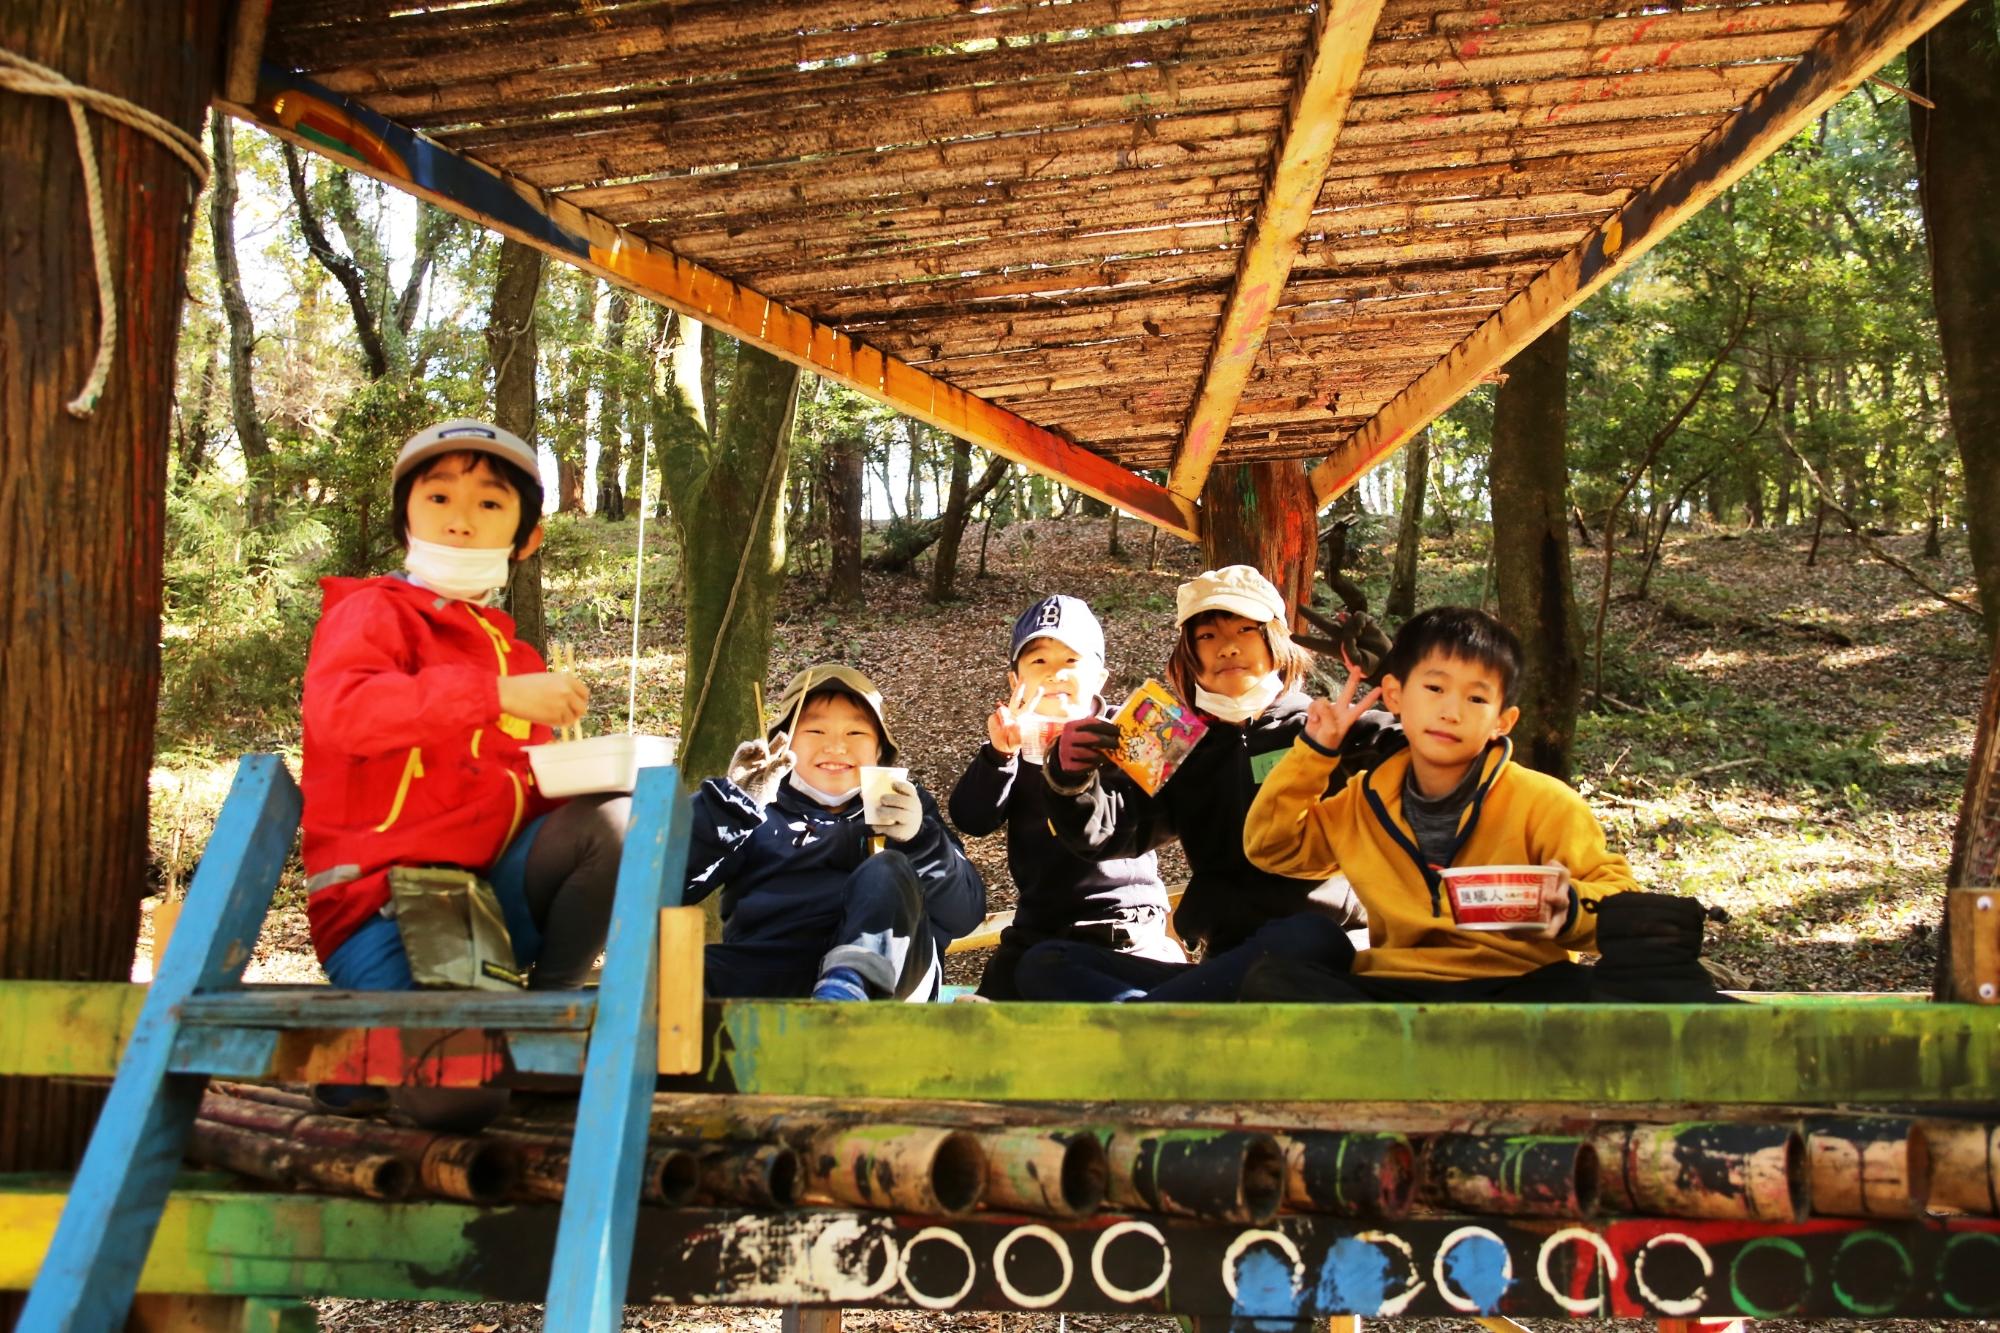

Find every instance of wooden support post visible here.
[21,756,300,1332]
[220,72,1197,541]
[1166,0,1388,501]
[220,1,271,104]
[1946,886,2000,1001]
[544,767,692,1331]
[780,1309,841,1333]
[656,905,704,1075]
[1308,0,1974,508]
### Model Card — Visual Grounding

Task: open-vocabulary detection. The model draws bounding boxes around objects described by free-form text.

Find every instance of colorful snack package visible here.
[1108,679,1208,795]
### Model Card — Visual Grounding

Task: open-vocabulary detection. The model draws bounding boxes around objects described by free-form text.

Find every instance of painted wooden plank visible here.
[221,69,1199,541]
[6,1185,2000,1319]
[0,981,146,1077]
[668,1000,1993,1105]
[1306,0,1973,506]
[179,988,595,1029]
[1166,0,1389,502]
[657,907,706,1076]
[780,1309,842,1333]
[22,755,301,1332]
[545,767,694,1329]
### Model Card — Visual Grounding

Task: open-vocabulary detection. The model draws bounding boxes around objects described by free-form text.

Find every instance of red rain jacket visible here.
[301,576,559,960]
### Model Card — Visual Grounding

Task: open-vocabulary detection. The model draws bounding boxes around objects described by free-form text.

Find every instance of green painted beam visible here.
[0,1181,531,1302]
[5,982,1991,1106]
[0,982,145,1077]
[693,999,1995,1105]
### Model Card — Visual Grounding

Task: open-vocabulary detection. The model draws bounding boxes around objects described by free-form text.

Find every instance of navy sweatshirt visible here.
[949,744,1170,936]
[1042,690,1365,954]
[685,779,986,948]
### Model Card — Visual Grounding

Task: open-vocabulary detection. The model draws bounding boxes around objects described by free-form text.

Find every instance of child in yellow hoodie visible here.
[1240,606,1635,1001]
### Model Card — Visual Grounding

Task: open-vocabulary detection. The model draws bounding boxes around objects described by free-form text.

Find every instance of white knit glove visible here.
[726,734,793,807]
[866,778,923,844]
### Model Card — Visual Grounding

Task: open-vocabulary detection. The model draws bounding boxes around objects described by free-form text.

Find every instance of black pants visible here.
[1243,955,1599,1002]
[706,850,938,1000]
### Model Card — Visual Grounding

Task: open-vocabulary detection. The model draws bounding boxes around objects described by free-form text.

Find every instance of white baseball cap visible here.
[1175,564,1289,630]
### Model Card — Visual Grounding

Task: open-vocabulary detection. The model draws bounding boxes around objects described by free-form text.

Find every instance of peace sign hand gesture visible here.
[1304,667,1383,752]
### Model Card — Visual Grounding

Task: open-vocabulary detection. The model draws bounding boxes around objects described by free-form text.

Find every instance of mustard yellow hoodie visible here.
[1242,736,1635,981]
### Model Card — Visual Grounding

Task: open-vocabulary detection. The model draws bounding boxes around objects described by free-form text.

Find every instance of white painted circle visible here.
[1984,983,1997,1001]
[1354,1230,1427,1317]
[1433,1224,1514,1313]
[897,1226,977,1310]
[1635,1231,1715,1317]
[1092,1219,1171,1303]
[1536,1227,1621,1315]
[1221,1228,1304,1303]
[1980,894,1993,911]
[993,1224,1074,1309]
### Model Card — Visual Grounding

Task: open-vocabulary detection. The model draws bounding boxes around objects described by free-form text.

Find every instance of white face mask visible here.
[404,536,514,602]
[788,769,858,809]
[1195,671,1284,724]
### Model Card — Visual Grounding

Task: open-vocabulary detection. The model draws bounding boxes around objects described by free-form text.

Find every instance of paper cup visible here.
[1438,865,1558,931]
[1018,719,1064,765]
[858,765,909,822]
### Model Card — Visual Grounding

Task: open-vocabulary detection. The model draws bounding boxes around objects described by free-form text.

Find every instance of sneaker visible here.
[309,1082,390,1117]
[811,966,870,1001]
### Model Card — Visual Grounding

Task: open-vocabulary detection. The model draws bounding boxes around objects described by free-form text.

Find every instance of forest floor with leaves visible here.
[139,515,1988,1332]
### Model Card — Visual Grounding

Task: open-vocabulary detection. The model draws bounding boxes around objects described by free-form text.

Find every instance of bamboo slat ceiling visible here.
[244,0,1955,536]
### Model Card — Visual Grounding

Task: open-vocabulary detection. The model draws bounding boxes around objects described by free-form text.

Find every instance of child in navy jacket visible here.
[949,596,1181,999]
[686,664,985,1000]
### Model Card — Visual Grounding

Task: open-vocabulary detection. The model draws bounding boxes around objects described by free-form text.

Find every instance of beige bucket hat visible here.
[768,663,898,764]
[1175,564,1290,632]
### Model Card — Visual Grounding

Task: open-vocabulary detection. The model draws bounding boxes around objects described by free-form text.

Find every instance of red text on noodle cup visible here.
[1438,866,1558,931]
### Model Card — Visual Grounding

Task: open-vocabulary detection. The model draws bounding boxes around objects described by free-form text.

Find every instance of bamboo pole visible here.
[802,1125,987,1216]
[1276,1131,1415,1219]
[188,1119,412,1201]
[199,1091,520,1203]
[979,1128,1107,1219]
[1922,1121,2000,1215]
[1593,1122,1806,1220]
[645,1145,702,1207]
[1100,1129,1285,1224]
[685,1141,804,1210]
[1806,1116,1929,1218]
[1420,1134,1598,1218]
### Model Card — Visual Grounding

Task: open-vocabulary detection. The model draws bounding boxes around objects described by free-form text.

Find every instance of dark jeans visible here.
[1242,955,1597,1002]
[1015,914,1357,1002]
[707,850,938,1000]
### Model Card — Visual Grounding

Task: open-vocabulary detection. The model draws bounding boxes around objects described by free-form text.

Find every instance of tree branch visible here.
[280,142,389,379]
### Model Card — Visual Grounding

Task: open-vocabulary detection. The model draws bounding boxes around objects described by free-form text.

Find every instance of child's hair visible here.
[1379,606,1524,706]
[392,450,545,552]
[1166,610,1315,703]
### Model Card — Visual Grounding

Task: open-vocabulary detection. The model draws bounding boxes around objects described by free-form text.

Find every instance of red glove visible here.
[1051,717,1121,781]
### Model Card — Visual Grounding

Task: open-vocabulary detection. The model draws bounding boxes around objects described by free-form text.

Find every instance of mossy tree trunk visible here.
[1910,0,2000,631]
[926,438,974,603]
[655,319,801,779]
[1387,429,1429,621]
[824,424,865,605]
[0,0,225,1211]
[488,238,545,652]
[1489,315,1583,780]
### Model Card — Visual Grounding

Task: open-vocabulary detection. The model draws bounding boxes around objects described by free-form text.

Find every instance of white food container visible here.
[527,734,677,797]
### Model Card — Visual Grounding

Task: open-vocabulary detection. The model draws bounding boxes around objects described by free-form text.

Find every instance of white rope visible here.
[0,47,210,417]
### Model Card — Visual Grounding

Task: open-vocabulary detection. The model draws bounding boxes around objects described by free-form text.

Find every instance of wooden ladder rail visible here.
[20,756,691,1333]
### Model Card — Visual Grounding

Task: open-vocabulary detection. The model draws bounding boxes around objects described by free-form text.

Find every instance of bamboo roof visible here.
[229,0,1962,538]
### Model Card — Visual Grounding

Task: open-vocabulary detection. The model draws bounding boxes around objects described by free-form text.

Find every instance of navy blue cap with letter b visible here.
[1010,595,1105,664]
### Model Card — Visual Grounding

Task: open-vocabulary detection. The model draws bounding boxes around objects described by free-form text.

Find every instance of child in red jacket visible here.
[301,420,626,1119]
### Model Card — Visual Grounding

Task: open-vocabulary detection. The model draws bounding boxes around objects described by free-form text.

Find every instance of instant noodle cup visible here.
[1438,865,1559,931]
[858,765,909,823]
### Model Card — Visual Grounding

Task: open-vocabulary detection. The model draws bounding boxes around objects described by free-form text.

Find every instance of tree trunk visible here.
[1107,506,1124,560]
[1387,429,1429,621]
[595,289,630,520]
[208,110,273,529]
[927,439,975,603]
[1489,316,1583,780]
[658,324,801,779]
[1911,0,2000,632]
[1807,496,1827,568]
[487,238,545,652]
[0,0,224,1204]
[866,455,1008,572]
[1200,461,1318,623]
[824,426,865,605]
[1943,629,2000,995]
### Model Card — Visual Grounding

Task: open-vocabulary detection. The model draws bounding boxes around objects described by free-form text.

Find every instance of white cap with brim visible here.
[1175,564,1290,630]
[394,419,539,485]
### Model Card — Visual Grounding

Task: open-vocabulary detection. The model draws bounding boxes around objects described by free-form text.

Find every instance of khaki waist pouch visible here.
[386,866,528,991]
